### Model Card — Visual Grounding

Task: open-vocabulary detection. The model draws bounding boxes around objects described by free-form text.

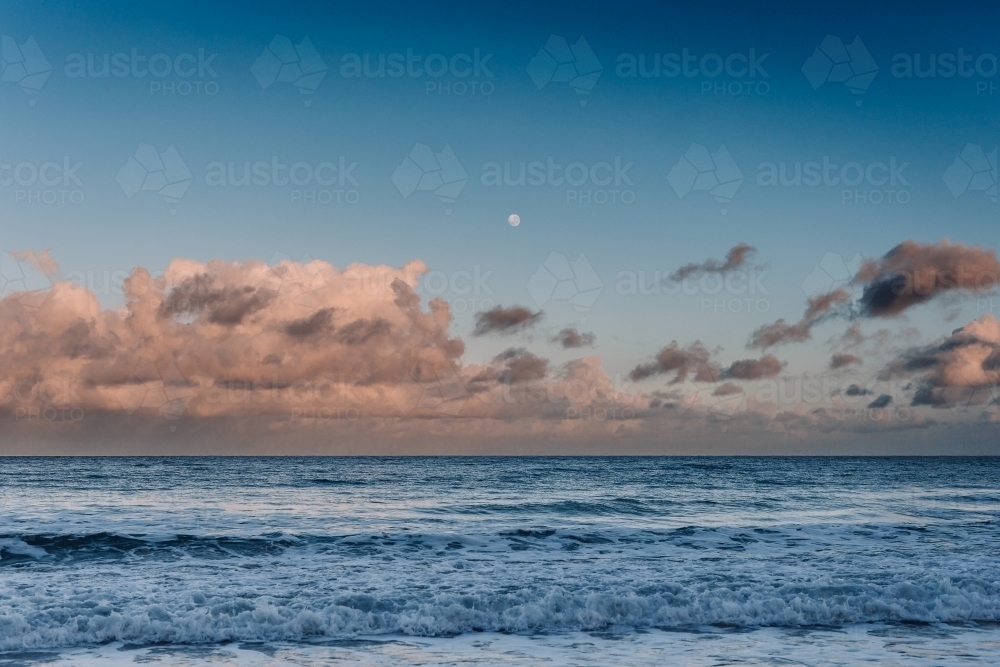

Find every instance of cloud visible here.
[285,308,335,339]
[721,354,785,380]
[628,341,718,383]
[749,319,811,349]
[4,249,999,454]
[472,305,542,336]
[551,327,595,348]
[713,381,743,396]
[492,348,549,384]
[158,273,276,325]
[629,345,782,384]
[857,240,999,317]
[750,240,998,352]
[0,257,648,436]
[749,289,851,349]
[878,314,1000,408]
[830,353,863,369]
[669,243,756,282]
[11,249,59,277]
[840,323,865,345]
[0,256,471,419]
[844,384,873,397]
[867,394,893,409]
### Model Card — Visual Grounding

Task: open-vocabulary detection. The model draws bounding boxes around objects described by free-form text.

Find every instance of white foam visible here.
[0,538,47,559]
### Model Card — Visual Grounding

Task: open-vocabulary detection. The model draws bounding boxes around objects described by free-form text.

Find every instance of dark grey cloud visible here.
[857,241,1000,317]
[713,382,743,396]
[551,327,596,348]
[160,274,275,326]
[629,341,718,383]
[333,318,391,346]
[285,308,334,339]
[867,394,893,409]
[493,348,549,384]
[473,305,542,336]
[722,354,785,380]
[830,353,863,369]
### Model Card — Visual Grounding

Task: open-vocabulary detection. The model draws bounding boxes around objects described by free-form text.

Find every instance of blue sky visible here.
[1,1,998,452]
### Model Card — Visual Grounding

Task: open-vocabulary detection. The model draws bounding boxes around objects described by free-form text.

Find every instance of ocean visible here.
[0,457,997,665]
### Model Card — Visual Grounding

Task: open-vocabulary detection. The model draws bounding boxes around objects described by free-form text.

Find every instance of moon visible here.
[508,214,520,227]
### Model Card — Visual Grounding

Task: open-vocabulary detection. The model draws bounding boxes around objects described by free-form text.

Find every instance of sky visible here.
[0,0,998,454]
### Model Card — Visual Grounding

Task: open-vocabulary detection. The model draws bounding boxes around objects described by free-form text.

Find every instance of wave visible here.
[0,533,307,564]
[1,520,992,564]
[1,576,998,651]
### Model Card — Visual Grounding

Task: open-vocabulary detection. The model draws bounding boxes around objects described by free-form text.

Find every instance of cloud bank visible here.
[0,245,997,455]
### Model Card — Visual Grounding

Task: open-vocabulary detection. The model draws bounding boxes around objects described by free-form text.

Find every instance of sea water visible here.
[0,457,998,665]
